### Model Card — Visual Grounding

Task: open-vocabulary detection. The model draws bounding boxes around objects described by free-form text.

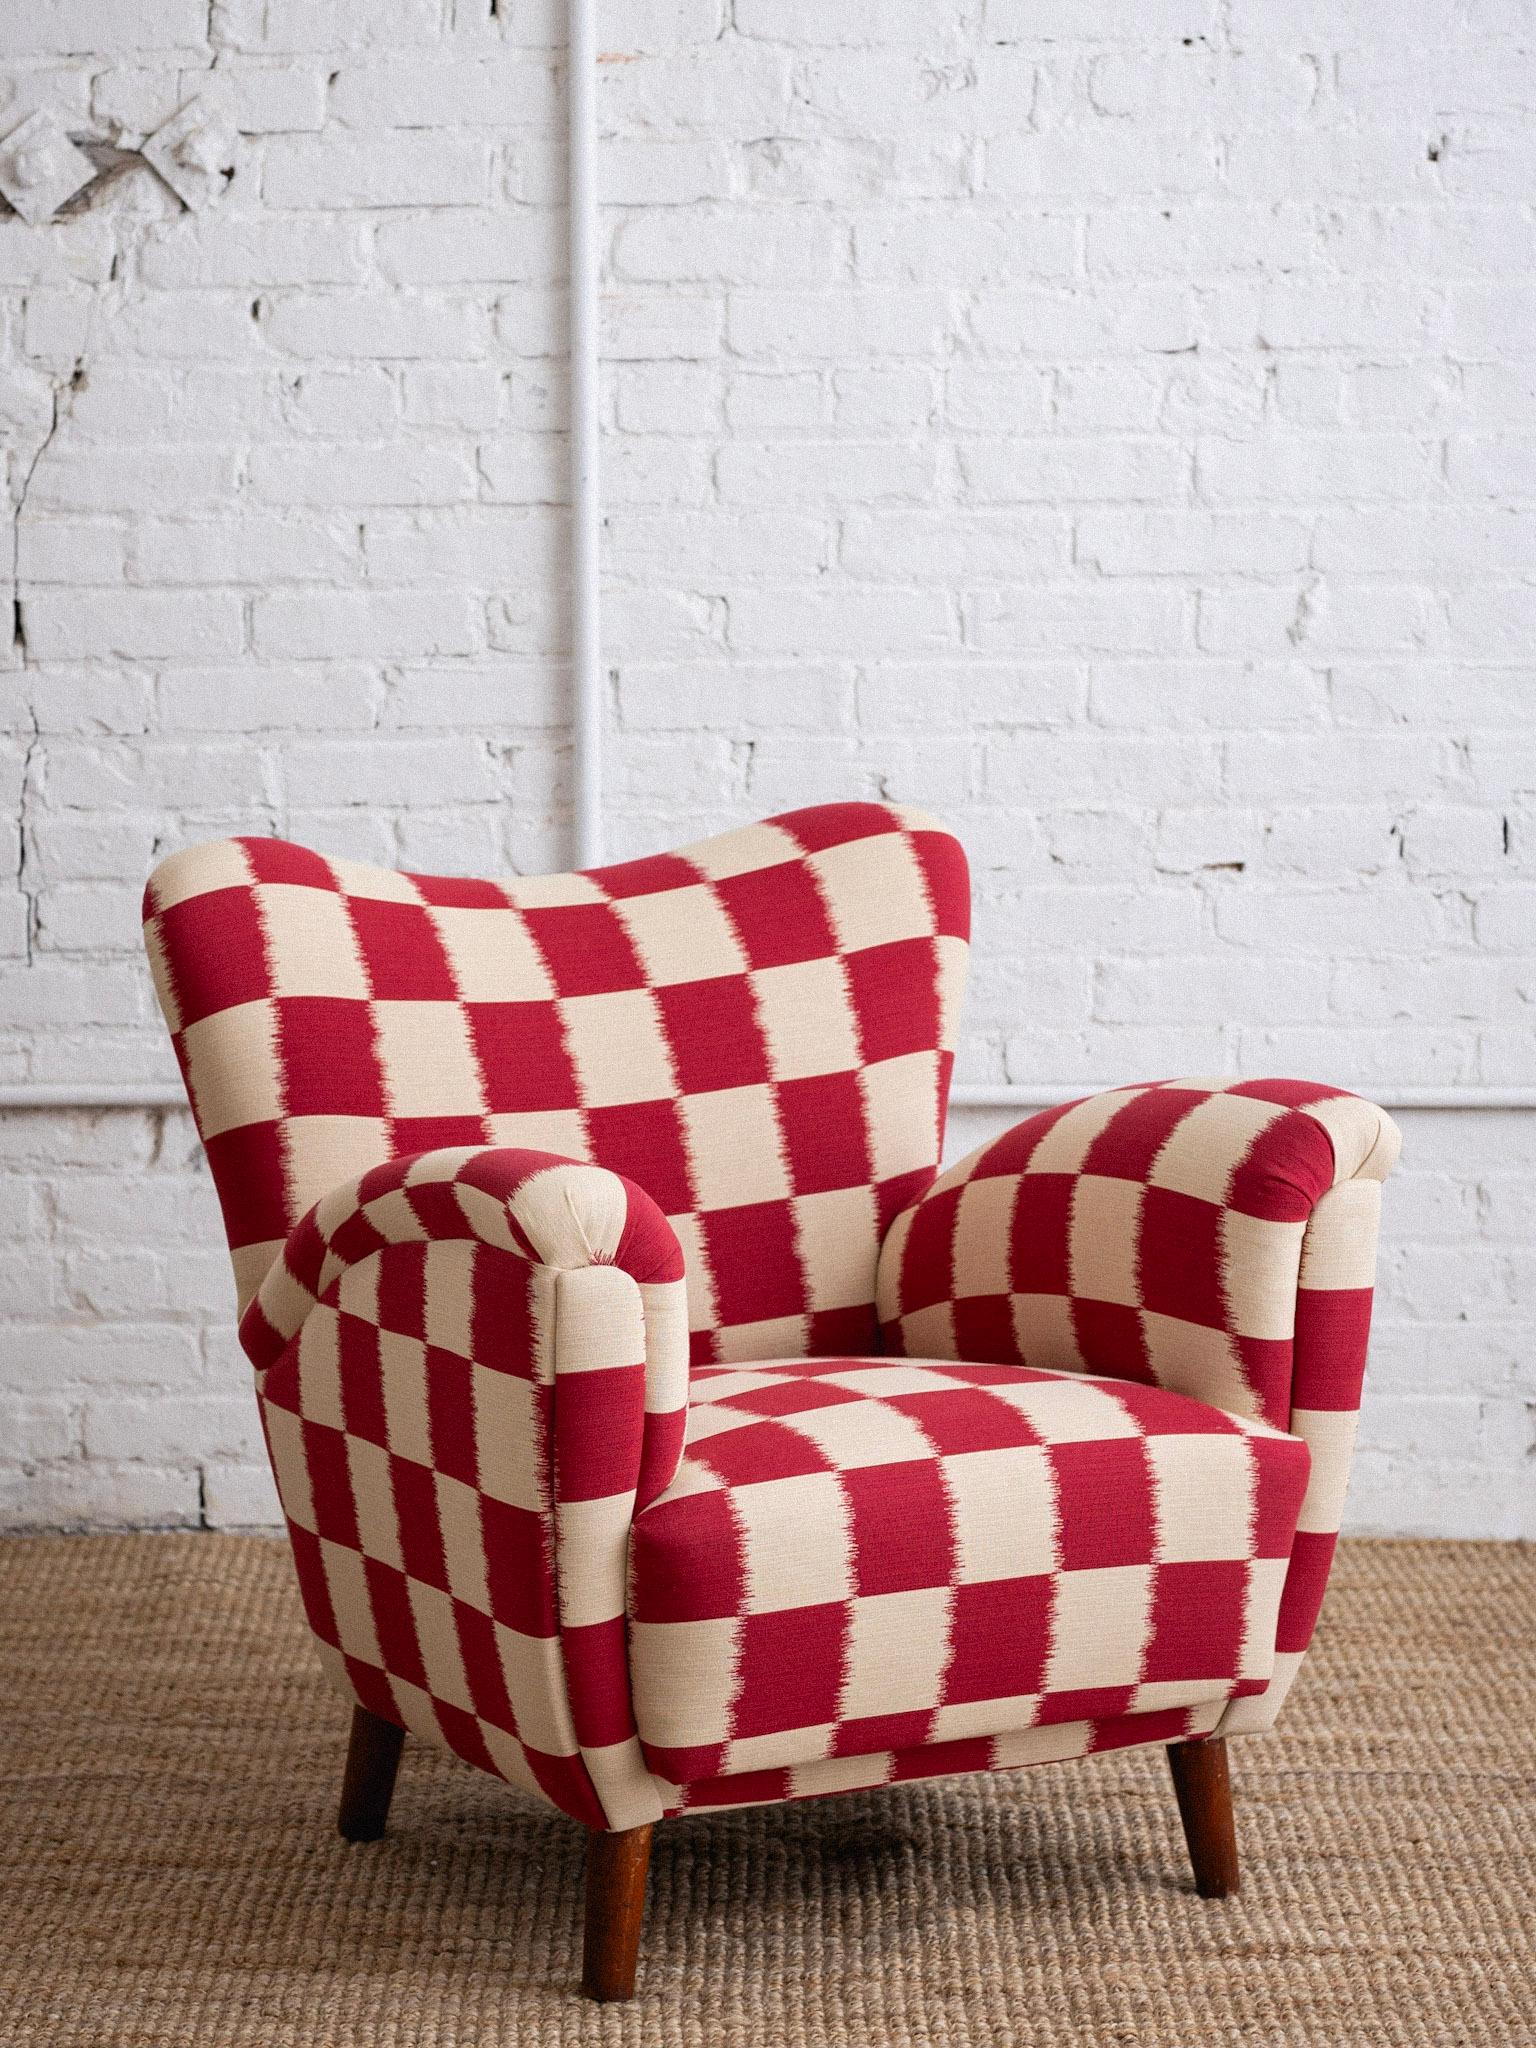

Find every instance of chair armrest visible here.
[243,1146,689,1831]
[877,1080,1400,1720]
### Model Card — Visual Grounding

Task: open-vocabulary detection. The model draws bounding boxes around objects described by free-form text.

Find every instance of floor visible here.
[1,1534,1532,2047]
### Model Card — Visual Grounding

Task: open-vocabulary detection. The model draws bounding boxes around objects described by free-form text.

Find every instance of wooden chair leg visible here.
[337,1704,406,1843]
[582,1822,654,2001]
[1166,1736,1240,1898]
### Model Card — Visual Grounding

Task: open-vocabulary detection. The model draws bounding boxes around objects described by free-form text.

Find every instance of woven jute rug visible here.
[0,1535,1531,2047]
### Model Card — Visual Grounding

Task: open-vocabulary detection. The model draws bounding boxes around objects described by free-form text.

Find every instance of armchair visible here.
[143,803,1397,2000]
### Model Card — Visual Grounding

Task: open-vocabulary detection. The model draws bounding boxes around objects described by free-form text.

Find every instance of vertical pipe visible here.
[567,0,603,870]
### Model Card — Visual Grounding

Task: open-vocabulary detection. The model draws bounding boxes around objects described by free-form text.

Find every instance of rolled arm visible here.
[878,1078,1400,1725]
[246,1146,689,1831]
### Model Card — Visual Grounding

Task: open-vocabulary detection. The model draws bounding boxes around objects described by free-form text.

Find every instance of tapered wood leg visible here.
[1167,1736,1239,1898]
[337,1704,406,1843]
[582,1823,654,2001]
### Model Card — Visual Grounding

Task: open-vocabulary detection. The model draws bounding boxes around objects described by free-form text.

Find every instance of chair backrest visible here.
[144,802,970,1366]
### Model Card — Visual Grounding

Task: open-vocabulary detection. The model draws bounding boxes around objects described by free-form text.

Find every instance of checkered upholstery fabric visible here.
[251,1147,689,1830]
[145,808,1398,1834]
[143,801,969,1365]
[671,1695,1230,1817]
[876,1078,1400,1734]
[629,1357,1309,1790]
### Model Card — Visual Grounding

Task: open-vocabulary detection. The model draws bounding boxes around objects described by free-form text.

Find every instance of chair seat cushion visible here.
[629,1357,1310,1788]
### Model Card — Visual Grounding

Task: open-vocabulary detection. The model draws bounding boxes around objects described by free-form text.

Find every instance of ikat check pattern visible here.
[144,801,970,1367]
[876,1077,1401,1733]
[252,1146,690,1831]
[629,1357,1309,1790]
[143,806,1398,1832]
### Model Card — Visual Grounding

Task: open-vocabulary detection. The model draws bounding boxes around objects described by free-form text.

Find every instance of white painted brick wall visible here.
[1,2,1532,1538]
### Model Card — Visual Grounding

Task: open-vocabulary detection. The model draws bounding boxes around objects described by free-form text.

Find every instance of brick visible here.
[263,135,493,211]
[200,1463,283,1528]
[247,442,477,507]
[328,55,559,128]
[717,439,936,504]
[375,211,564,286]
[283,736,501,807]
[263,293,490,360]
[253,591,480,661]
[614,210,847,287]
[725,584,955,658]
[22,592,244,663]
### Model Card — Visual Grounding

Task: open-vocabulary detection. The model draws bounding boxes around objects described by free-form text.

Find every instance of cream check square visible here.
[427,906,556,1001]
[810,833,933,951]
[1045,1565,1152,1693]
[148,837,255,911]
[472,1361,543,1511]
[735,1472,853,1612]
[494,1623,581,1756]
[294,1307,344,1430]
[725,1726,835,1774]
[895,1301,958,1358]
[484,1107,590,1157]
[558,989,676,1108]
[502,871,607,908]
[1008,1292,1088,1375]
[793,1187,879,1309]
[711,1314,810,1361]
[421,1240,476,1357]
[1292,1407,1360,1536]
[258,883,370,998]
[282,1114,393,1236]
[260,1399,315,1532]
[992,1374,1142,1444]
[780,1396,933,1469]
[682,820,799,881]
[861,1051,941,1182]
[1147,1433,1256,1563]
[752,959,861,1080]
[839,1587,952,1718]
[689,1367,801,1405]
[347,1433,405,1570]
[942,1444,1060,1582]
[376,1330,431,1462]
[181,999,280,1139]
[615,884,748,986]
[680,1083,791,1209]
[434,1470,492,1615]
[408,1578,475,1713]
[952,1177,1015,1297]
[629,1618,740,1748]
[1147,1091,1286,1204]
[319,1539,384,1667]
[681,1401,772,1444]
[1068,1175,1144,1308]
[1141,1314,1256,1420]
[819,1363,959,1396]
[1221,1211,1306,1341]
[373,1001,485,1118]
[329,860,422,904]
[1023,1090,1141,1176]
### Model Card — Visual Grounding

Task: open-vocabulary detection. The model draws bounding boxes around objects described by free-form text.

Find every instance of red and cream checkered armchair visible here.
[143,802,1399,2000]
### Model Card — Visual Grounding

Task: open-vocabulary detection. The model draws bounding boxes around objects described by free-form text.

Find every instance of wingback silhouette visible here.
[144,802,1398,2000]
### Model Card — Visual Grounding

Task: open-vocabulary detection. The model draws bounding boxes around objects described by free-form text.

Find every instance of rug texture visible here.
[0,1533,1531,2047]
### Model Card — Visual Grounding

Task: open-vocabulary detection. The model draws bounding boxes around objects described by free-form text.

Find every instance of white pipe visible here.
[948,1084,1536,1113]
[0,1082,1530,1113]
[0,1084,189,1110]
[567,0,603,871]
